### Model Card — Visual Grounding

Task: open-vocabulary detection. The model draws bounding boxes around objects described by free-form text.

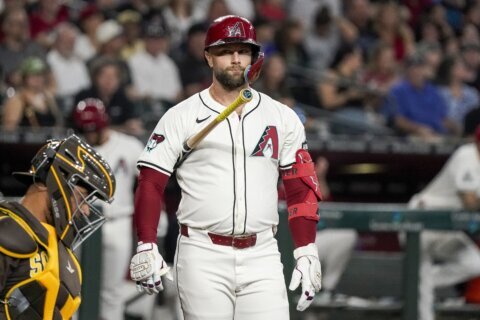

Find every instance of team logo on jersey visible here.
[228,22,245,38]
[30,251,48,277]
[114,158,128,174]
[251,126,278,159]
[146,133,165,152]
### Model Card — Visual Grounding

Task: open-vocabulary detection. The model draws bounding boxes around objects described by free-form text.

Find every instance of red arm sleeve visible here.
[283,177,318,248]
[133,167,169,243]
[288,217,317,248]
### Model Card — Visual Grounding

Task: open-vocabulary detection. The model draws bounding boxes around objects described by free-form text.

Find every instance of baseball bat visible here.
[182,87,253,152]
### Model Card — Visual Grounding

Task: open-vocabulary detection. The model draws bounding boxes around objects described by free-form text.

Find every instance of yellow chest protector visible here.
[0,202,82,320]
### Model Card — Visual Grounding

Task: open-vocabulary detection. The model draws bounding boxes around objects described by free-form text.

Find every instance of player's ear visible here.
[205,49,213,68]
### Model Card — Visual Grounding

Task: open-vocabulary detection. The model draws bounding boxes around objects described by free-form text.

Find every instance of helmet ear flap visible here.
[246,52,264,84]
[31,143,58,183]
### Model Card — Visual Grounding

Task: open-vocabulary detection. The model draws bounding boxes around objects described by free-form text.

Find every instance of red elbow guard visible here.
[281,149,322,221]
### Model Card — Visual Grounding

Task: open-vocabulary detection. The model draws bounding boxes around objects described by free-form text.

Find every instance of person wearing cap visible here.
[382,52,457,141]
[0,134,116,319]
[2,57,62,131]
[407,125,480,320]
[129,15,322,319]
[118,10,144,60]
[128,18,182,105]
[87,19,134,91]
[71,98,144,320]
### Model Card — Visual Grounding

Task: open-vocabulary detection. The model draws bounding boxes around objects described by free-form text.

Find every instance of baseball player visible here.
[409,126,480,320]
[72,98,145,320]
[0,135,116,319]
[129,15,323,319]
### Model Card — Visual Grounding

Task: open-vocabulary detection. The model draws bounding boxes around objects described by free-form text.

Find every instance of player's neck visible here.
[21,184,50,223]
[209,84,242,107]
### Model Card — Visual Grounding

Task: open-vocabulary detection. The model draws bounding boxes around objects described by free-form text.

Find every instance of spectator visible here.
[461,43,480,91]
[304,5,357,73]
[343,0,376,54]
[255,53,290,100]
[0,6,45,87]
[176,22,211,98]
[417,42,443,80]
[255,0,287,23]
[408,126,480,320]
[317,44,387,134]
[117,9,144,60]
[74,4,103,61]
[362,42,399,97]
[28,0,69,49]
[459,23,480,47]
[72,98,144,320]
[436,55,479,133]
[383,53,456,140]
[128,19,182,105]
[162,0,202,53]
[274,19,310,71]
[2,57,62,130]
[253,18,277,57]
[88,19,132,89]
[205,0,231,23]
[223,0,255,21]
[372,1,415,62]
[74,57,143,136]
[422,4,455,47]
[289,0,341,32]
[47,22,90,112]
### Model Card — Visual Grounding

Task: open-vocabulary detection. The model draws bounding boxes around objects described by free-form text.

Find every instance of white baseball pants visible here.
[174,227,289,320]
[419,231,480,320]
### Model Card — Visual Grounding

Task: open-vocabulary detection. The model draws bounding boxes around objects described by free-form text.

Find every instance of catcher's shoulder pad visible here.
[0,209,38,259]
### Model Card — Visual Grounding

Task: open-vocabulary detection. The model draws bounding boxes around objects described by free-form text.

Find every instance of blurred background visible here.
[2,0,480,319]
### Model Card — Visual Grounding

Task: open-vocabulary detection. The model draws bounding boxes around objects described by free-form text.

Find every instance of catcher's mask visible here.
[13,134,116,250]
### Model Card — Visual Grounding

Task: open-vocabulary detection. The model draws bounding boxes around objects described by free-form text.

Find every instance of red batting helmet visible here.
[72,98,109,132]
[205,15,260,50]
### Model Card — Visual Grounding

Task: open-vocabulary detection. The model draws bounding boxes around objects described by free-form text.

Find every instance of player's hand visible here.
[130,242,173,294]
[289,243,322,311]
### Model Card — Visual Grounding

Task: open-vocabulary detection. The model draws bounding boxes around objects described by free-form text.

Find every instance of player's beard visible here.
[214,68,245,91]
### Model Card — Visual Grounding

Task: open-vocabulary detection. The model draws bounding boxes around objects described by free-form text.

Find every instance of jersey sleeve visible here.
[279,106,307,169]
[454,166,480,192]
[451,148,480,192]
[137,108,186,176]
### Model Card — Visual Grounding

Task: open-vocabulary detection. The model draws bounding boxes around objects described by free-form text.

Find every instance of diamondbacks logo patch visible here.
[228,22,245,38]
[146,133,165,152]
[251,126,278,159]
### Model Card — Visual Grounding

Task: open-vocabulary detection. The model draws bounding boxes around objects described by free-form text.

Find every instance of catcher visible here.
[0,134,116,319]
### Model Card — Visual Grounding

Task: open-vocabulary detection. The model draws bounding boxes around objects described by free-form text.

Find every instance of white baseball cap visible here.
[96,20,123,44]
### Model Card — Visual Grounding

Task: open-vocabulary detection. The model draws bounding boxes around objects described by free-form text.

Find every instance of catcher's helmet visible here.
[72,98,109,133]
[205,15,260,50]
[13,135,116,249]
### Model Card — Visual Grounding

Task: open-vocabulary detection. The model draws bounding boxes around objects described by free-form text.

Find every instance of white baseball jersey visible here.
[409,143,480,209]
[95,130,144,218]
[138,88,306,235]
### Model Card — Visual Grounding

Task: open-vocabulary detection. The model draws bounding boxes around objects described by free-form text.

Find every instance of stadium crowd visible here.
[1,0,480,142]
[3,0,480,320]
